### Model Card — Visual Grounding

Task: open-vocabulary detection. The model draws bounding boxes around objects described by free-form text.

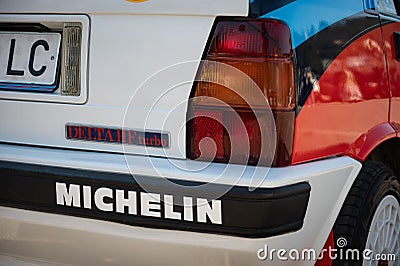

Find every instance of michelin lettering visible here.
[56,182,222,225]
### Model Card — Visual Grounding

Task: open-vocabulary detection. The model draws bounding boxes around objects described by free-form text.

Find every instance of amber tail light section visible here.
[187,19,295,167]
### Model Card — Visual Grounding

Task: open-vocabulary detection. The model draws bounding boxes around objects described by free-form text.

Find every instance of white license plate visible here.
[0,32,61,90]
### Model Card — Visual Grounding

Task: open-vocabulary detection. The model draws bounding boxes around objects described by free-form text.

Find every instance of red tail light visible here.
[187,18,295,167]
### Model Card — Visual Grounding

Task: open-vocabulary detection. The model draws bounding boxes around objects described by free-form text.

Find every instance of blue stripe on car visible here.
[258,0,364,48]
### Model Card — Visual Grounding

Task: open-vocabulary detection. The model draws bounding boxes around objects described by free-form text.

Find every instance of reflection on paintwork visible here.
[292,26,391,164]
[295,13,382,107]
[308,36,386,103]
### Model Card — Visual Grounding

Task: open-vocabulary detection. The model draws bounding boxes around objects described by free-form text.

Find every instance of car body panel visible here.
[0,0,248,16]
[0,144,362,266]
[259,1,399,164]
[0,14,215,159]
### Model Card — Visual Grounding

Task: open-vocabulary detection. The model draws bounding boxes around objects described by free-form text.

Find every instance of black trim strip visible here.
[0,161,310,238]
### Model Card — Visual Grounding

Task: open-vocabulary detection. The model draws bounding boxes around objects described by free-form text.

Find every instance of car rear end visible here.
[0,0,373,265]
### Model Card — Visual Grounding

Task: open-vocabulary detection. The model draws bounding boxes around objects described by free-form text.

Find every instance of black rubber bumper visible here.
[0,160,310,238]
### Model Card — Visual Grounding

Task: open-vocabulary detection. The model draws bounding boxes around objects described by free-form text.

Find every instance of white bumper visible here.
[0,144,361,265]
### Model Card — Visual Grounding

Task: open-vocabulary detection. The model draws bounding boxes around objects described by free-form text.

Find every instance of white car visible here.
[0,0,399,265]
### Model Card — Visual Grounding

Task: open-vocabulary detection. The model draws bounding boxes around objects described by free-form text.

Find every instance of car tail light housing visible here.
[187,18,295,167]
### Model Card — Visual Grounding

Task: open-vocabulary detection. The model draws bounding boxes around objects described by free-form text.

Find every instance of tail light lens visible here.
[187,19,295,167]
